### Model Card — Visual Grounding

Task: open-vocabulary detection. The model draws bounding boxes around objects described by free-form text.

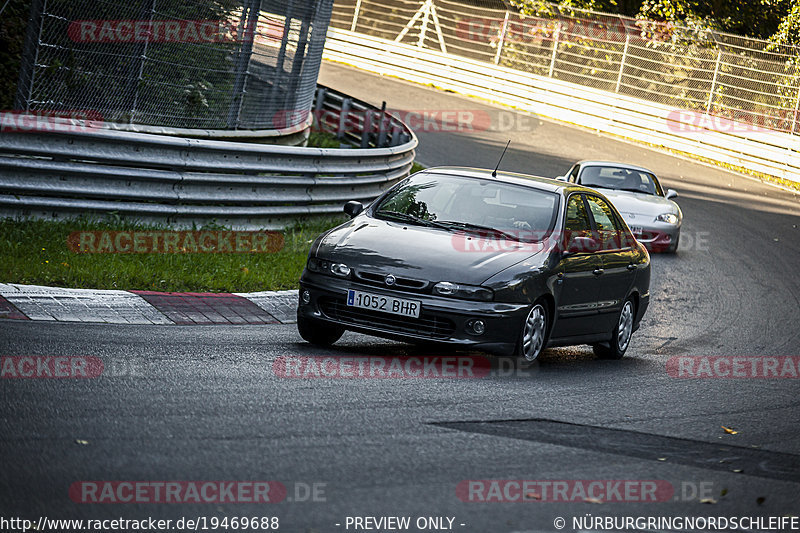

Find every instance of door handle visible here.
[592,268,604,275]
[627,264,637,271]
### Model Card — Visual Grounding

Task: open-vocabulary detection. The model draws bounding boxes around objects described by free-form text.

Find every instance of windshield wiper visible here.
[376,210,452,230]
[616,187,653,195]
[436,221,523,241]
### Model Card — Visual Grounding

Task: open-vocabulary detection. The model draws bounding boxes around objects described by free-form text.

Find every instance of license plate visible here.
[630,226,643,235]
[347,290,421,318]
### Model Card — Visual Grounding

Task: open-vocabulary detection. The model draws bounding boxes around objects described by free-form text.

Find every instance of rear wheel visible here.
[592,298,634,359]
[297,316,345,346]
[517,302,548,362]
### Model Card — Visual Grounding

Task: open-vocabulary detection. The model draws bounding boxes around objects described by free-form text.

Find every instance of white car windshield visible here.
[580,166,664,196]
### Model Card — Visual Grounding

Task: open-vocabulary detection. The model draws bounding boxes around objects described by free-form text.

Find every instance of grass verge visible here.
[0,216,347,293]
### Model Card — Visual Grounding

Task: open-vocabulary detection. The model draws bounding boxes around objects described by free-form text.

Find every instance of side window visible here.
[585,195,629,249]
[569,165,580,182]
[564,194,593,249]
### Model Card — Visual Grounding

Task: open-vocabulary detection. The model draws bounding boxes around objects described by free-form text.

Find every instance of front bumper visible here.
[298,272,529,356]
[632,225,680,252]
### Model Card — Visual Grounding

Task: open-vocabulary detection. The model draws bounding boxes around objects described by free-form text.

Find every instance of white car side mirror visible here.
[665,189,678,199]
[555,175,568,182]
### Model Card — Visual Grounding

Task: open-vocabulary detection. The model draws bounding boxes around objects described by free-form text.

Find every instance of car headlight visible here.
[656,213,679,225]
[433,281,493,301]
[307,258,351,278]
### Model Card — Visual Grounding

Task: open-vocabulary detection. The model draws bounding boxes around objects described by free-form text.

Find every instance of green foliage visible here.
[769,0,800,47]
[511,0,798,41]
[0,216,348,292]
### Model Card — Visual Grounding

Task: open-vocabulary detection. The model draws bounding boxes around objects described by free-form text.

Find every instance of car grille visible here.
[354,270,429,292]
[318,296,456,339]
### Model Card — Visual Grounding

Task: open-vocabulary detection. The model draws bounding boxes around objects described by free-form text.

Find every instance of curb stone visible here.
[0,283,298,325]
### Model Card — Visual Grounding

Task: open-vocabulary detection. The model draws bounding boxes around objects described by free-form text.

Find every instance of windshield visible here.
[374,173,560,242]
[579,165,664,196]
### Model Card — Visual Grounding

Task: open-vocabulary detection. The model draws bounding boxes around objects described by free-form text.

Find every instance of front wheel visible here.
[592,298,635,360]
[516,302,548,362]
[297,316,345,346]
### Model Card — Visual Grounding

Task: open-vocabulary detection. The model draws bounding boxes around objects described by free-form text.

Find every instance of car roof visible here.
[576,160,657,175]
[418,166,596,195]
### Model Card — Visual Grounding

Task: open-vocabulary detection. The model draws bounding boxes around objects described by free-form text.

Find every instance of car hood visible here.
[313,217,542,285]
[596,189,679,218]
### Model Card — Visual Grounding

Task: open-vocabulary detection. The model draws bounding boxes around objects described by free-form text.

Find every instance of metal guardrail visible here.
[324,26,800,184]
[0,86,417,229]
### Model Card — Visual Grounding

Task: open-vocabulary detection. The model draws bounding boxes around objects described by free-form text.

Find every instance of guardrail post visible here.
[493,11,510,65]
[351,0,363,32]
[362,109,374,148]
[615,34,630,93]
[548,23,560,78]
[337,98,351,140]
[706,50,722,115]
[377,101,388,147]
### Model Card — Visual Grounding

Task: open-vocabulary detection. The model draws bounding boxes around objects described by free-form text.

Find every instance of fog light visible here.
[468,319,486,335]
[301,290,311,304]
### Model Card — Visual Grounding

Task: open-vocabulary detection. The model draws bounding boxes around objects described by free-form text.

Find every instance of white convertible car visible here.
[558,161,682,253]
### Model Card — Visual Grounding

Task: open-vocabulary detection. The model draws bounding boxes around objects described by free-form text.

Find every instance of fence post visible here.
[14,0,44,111]
[548,23,560,78]
[129,0,157,124]
[361,109,374,148]
[377,101,388,147]
[417,0,431,48]
[706,50,722,115]
[226,0,260,129]
[791,84,800,135]
[615,34,630,93]
[337,98,351,140]
[350,0,362,32]
[494,11,510,65]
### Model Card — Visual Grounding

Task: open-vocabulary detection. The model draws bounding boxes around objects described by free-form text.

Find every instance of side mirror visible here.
[555,175,568,182]
[343,200,364,218]
[665,189,678,200]
[564,236,598,256]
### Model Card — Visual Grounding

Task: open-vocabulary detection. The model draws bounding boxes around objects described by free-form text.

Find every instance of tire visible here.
[516,302,549,362]
[592,297,635,359]
[666,232,680,254]
[297,316,345,346]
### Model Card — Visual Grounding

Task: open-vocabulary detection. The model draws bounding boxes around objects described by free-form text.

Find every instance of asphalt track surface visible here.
[1,62,799,532]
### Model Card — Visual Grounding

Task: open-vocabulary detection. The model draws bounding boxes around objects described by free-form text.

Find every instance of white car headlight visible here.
[656,213,679,225]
